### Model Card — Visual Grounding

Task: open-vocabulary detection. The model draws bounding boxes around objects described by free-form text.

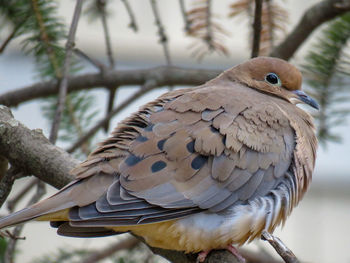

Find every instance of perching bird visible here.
[0,57,318,262]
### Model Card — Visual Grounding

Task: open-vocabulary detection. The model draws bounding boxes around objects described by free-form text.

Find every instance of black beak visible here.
[292,90,319,110]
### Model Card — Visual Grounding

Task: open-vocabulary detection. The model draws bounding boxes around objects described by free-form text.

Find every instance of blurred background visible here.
[0,0,350,262]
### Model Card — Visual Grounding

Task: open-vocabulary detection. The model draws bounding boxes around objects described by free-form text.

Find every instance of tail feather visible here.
[0,174,114,229]
[0,188,75,229]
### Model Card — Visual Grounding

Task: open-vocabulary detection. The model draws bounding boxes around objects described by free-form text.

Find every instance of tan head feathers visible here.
[226,57,302,90]
[221,57,320,109]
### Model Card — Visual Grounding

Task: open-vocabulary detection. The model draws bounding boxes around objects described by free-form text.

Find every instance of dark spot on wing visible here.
[144,124,154,132]
[157,139,166,151]
[222,135,226,145]
[191,155,208,170]
[125,155,143,166]
[136,136,148,142]
[210,126,219,133]
[186,141,195,153]
[151,161,167,173]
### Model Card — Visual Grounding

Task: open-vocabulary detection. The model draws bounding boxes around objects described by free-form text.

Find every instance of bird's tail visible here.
[0,182,77,229]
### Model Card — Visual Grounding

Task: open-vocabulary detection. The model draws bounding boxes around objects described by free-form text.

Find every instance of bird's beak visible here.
[292,90,319,110]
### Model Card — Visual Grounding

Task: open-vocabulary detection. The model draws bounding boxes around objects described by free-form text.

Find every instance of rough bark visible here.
[0,105,76,189]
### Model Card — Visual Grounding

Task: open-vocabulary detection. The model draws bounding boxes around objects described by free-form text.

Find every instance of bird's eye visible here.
[264,73,281,86]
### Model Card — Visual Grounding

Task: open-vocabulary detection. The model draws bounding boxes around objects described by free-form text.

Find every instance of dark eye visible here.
[265,72,281,86]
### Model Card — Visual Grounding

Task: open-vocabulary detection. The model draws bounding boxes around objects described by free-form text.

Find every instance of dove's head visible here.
[226,57,319,110]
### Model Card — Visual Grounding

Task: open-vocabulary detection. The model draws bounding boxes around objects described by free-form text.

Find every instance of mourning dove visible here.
[0,57,318,261]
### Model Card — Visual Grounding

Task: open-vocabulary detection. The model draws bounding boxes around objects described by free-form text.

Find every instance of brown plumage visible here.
[0,57,318,254]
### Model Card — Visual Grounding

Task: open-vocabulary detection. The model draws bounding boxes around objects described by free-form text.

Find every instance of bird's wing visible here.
[67,79,301,229]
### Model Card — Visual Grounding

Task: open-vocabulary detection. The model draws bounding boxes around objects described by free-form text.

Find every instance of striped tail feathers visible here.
[0,174,115,229]
[0,186,77,229]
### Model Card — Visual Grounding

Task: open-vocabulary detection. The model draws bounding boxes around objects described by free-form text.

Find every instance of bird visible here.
[0,57,318,262]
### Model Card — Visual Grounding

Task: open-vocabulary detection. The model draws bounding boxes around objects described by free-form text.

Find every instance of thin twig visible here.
[6,178,37,212]
[80,235,139,263]
[0,155,8,182]
[251,0,263,58]
[67,79,157,153]
[104,87,118,132]
[121,0,138,32]
[49,0,84,144]
[261,230,300,263]
[266,0,275,49]
[4,179,46,263]
[98,0,115,68]
[150,0,172,65]
[0,15,29,54]
[206,0,214,50]
[97,0,119,132]
[66,96,91,156]
[179,0,190,32]
[73,48,106,72]
[0,167,25,209]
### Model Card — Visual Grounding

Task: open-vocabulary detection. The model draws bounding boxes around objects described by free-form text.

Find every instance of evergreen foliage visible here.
[303,13,350,144]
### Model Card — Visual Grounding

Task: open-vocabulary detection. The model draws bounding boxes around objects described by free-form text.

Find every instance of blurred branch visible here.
[97,0,119,132]
[150,0,172,65]
[179,0,190,32]
[251,0,263,58]
[80,235,139,263]
[0,67,220,107]
[270,0,350,60]
[73,48,106,72]
[49,0,83,144]
[0,155,8,182]
[104,87,118,132]
[6,178,37,212]
[98,0,115,68]
[4,179,46,263]
[206,0,213,50]
[0,14,29,54]
[67,79,158,153]
[121,0,138,32]
[66,96,91,156]
[0,168,25,209]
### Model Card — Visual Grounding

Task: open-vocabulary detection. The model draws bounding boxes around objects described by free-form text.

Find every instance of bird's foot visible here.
[196,250,210,263]
[226,244,246,262]
[196,245,245,263]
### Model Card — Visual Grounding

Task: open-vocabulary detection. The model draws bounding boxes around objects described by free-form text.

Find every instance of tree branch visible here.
[120,0,138,32]
[251,0,263,58]
[269,0,350,60]
[179,0,190,32]
[0,168,24,209]
[0,67,220,107]
[262,231,299,263]
[0,105,77,189]
[4,179,46,263]
[49,0,83,144]
[150,0,172,65]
